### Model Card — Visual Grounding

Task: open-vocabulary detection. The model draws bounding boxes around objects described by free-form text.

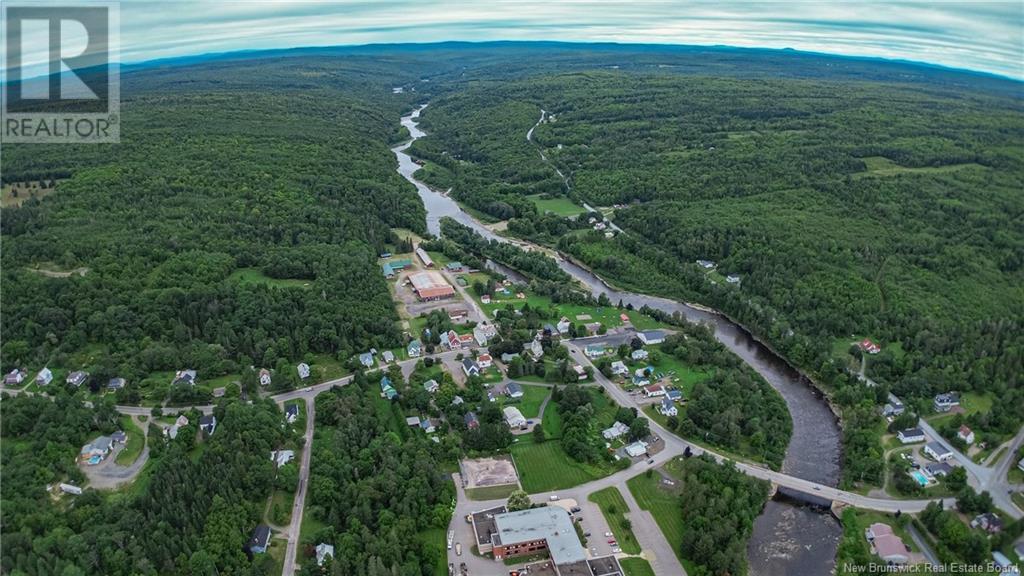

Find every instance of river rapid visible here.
[392,105,843,576]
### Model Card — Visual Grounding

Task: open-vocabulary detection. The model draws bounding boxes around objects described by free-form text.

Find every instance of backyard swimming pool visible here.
[911,470,930,486]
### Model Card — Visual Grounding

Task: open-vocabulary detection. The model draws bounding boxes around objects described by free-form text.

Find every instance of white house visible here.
[477,353,493,369]
[297,363,311,380]
[503,406,527,429]
[897,428,925,444]
[3,369,26,386]
[957,425,975,445]
[505,382,524,399]
[630,349,649,361]
[603,421,629,440]
[726,275,741,284]
[259,369,272,387]
[610,361,628,376]
[924,441,954,462]
[556,318,571,334]
[382,350,395,363]
[462,358,480,377]
[624,441,648,458]
[270,450,295,468]
[644,384,666,398]
[423,379,439,393]
[316,543,335,566]
[659,397,678,417]
[638,330,666,345]
[35,367,53,386]
[474,325,497,346]
[59,483,83,495]
[524,339,544,360]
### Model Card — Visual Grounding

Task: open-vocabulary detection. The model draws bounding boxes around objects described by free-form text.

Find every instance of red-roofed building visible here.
[859,339,881,354]
[477,354,493,368]
[644,384,665,398]
[958,425,975,445]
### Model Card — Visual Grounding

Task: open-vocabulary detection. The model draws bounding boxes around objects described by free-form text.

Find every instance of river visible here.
[392,104,842,575]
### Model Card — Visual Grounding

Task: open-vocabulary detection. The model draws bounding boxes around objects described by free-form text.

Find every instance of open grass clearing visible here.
[528,194,586,217]
[228,267,312,289]
[511,435,620,493]
[115,415,145,466]
[619,557,656,576]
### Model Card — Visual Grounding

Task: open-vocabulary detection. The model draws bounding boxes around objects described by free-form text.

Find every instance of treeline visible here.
[303,379,454,575]
[0,56,431,390]
[1,394,292,576]
[675,454,771,576]
[437,218,570,282]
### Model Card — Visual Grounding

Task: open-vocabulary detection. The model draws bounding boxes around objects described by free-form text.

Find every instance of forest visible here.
[0,56,433,399]
[302,375,454,576]
[0,393,294,576]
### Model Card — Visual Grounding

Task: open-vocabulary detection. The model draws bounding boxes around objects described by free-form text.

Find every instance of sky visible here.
[5,0,1024,80]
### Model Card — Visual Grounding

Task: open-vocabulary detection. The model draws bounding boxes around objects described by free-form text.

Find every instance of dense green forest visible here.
[0,57,434,398]
[0,394,293,575]
[301,376,454,576]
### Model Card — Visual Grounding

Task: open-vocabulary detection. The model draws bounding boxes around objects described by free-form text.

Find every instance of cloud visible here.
[5,0,1023,80]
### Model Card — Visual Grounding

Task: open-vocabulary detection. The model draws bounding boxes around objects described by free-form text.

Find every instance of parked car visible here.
[604,532,613,537]
[549,495,559,501]
[456,543,462,556]
[571,506,581,513]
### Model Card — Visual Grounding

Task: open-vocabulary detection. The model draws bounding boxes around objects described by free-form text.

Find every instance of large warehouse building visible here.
[409,271,455,301]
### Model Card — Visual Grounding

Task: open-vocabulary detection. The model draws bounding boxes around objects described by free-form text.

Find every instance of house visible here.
[474,324,498,346]
[270,449,295,468]
[933,392,961,413]
[462,358,480,377]
[380,376,398,400]
[584,344,606,358]
[666,389,684,402]
[638,330,666,345]
[199,415,217,436]
[992,552,1015,574]
[611,361,628,376]
[924,462,953,477]
[858,339,882,354]
[644,384,666,397]
[423,379,439,393]
[957,425,975,445]
[458,333,475,347]
[477,353,493,369]
[407,339,422,358]
[501,352,519,363]
[572,364,587,380]
[415,246,434,267]
[259,369,272,387]
[382,262,395,278]
[67,370,90,387]
[631,349,649,361]
[506,382,524,399]
[388,258,413,271]
[445,330,462,350]
[603,421,629,440]
[970,512,1003,534]
[167,415,189,439]
[624,441,648,458]
[696,259,716,269]
[897,428,925,444]
[659,397,678,417]
[410,271,455,301]
[632,374,651,387]
[481,294,492,304]
[297,363,311,380]
[556,318,571,334]
[358,352,374,368]
[542,323,558,336]
[35,367,53,386]
[726,275,741,284]
[464,412,480,430]
[882,393,905,417]
[59,483,83,495]
[107,377,126,390]
[445,261,465,272]
[248,525,271,554]
[171,369,196,386]
[524,339,544,360]
[285,404,299,423]
[452,395,464,406]
[316,543,335,566]
[406,416,421,427]
[419,418,436,434]
[924,441,954,462]
[3,369,25,386]
[583,322,602,335]
[504,406,527,429]
[487,391,496,403]
[81,436,113,463]
[864,523,909,565]
[448,309,470,323]
[111,431,127,444]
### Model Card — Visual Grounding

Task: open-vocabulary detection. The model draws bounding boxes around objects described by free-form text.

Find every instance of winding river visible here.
[393,105,842,575]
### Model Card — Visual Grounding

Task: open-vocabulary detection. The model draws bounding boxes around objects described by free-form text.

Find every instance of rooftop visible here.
[494,506,586,565]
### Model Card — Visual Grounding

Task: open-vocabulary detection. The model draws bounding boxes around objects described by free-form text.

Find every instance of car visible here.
[455,542,462,556]
[604,532,613,537]
[449,563,455,576]
[549,495,559,501]
[608,539,616,544]
[583,532,591,537]
[571,506,581,513]
[647,459,654,464]
[612,547,621,553]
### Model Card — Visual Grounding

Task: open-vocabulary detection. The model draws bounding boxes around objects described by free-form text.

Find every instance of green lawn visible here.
[619,557,656,576]
[499,384,549,419]
[267,490,294,525]
[307,353,349,382]
[466,484,519,500]
[115,415,145,465]
[528,194,586,217]
[926,391,994,422]
[283,400,307,432]
[588,487,641,554]
[228,267,312,289]
[417,528,450,576]
[627,472,687,565]
[512,435,620,493]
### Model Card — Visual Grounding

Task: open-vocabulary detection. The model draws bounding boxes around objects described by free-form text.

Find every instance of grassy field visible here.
[307,353,350,382]
[619,557,656,576]
[228,267,312,289]
[856,156,986,178]
[627,472,687,565]
[267,490,294,525]
[2,181,59,207]
[588,487,641,554]
[499,384,549,419]
[417,528,450,576]
[115,415,145,466]
[512,435,619,493]
[528,194,586,217]
[465,484,519,500]
[926,391,994,422]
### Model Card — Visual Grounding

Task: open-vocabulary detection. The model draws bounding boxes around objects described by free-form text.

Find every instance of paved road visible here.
[281,396,316,576]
